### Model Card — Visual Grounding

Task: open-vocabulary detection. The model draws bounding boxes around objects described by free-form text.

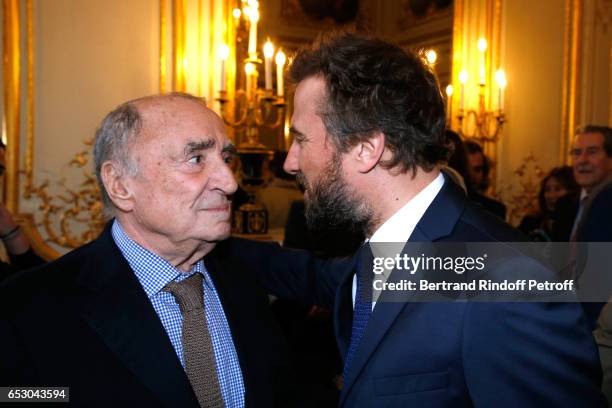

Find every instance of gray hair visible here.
[93,102,141,217]
[575,125,612,156]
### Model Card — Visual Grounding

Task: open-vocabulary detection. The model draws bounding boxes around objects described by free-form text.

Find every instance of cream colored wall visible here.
[580,0,612,126]
[496,0,566,219]
[32,0,159,174]
[20,0,160,252]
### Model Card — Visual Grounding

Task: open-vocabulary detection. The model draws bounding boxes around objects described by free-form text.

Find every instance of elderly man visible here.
[553,125,612,241]
[0,93,292,407]
[238,33,605,407]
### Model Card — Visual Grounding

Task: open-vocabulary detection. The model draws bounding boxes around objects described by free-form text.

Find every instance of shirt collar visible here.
[580,188,588,201]
[111,220,205,298]
[369,172,445,244]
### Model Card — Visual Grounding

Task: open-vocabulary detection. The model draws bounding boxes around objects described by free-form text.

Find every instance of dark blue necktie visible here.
[343,243,373,380]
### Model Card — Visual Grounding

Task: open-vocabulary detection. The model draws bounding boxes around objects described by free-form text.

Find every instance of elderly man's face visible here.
[571,132,612,192]
[126,98,237,246]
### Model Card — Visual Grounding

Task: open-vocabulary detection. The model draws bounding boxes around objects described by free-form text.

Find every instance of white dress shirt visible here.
[352,172,445,310]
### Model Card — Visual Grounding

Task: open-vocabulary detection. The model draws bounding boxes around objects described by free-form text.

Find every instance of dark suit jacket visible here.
[466,185,507,220]
[234,179,605,407]
[0,248,45,282]
[577,180,612,330]
[0,225,293,407]
[580,180,612,242]
[552,192,580,241]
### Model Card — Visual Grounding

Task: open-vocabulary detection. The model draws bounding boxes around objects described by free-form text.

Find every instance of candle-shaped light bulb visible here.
[477,38,487,86]
[248,8,259,57]
[232,8,241,19]
[446,84,453,97]
[445,84,453,122]
[477,38,488,53]
[495,69,507,111]
[245,62,255,75]
[275,50,286,97]
[263,41,274,58]
[458,70,468,110]
[219,43,230,60]
[495,69,507,89]
[263,40,274,90]
[245,62,255,100]
[250,8,259,22]
[218,43,230,92]
[425,49,437,65]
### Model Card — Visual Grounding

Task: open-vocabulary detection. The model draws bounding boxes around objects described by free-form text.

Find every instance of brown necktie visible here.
[164,273,225,408]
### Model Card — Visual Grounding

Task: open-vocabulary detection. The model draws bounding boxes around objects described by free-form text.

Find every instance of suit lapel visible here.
[339,178,466,406]
[334,254,360,360]
[74,227,199,408]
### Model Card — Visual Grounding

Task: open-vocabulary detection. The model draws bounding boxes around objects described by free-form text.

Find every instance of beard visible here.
[296,154,374,238]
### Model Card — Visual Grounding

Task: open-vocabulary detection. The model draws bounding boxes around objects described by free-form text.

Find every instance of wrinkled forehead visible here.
[137,98,229,146]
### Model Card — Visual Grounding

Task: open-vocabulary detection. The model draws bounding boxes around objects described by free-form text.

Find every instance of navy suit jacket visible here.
[581,181,612,242]
[0,225,293,407]
[236,178,605,407]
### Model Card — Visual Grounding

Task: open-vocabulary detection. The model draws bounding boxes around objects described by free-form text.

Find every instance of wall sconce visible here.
[448,37,507,145]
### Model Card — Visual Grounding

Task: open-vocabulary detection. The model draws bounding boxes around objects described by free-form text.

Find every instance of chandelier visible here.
[216,0,286,151]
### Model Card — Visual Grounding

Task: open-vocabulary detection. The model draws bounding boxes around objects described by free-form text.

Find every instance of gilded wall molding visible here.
[3,0,21,214]
[24,0,34,198]
[2,0,61,260]
[160,0,168,93]
[172,0,187,92]
[560,0,582,164]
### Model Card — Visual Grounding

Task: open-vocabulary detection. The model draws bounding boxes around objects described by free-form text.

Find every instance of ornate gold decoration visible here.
[280,0,372,31]
[449,0,505,186]
[497,154,545,226]
[560,0,582,164]
[3,0,21,214]
[24,0,35,198]
[218,1,286,148]
[27,141,105,250]
[396,0,453,31]
[160,0,168,93]
[173,0,187,92]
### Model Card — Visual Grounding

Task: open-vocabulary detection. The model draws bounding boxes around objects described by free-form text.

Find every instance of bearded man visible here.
[239,33,606,407]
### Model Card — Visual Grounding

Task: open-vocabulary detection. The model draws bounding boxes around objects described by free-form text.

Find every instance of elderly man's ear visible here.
[101,161,135,212]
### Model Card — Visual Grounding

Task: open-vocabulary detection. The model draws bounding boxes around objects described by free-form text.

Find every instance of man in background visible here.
[464,139,507,219]
[553,125,612,241]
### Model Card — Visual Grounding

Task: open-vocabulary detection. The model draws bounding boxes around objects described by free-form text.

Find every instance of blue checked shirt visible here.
[111,220,245,407]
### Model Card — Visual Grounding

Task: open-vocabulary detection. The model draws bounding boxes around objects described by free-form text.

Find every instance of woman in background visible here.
[519,166,578,241]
